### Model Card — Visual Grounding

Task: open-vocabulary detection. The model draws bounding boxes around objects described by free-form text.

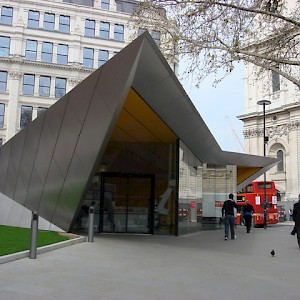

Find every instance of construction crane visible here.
[225,115,245,153]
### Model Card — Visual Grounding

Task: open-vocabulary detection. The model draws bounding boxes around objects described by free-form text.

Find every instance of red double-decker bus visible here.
[236,181,278,227]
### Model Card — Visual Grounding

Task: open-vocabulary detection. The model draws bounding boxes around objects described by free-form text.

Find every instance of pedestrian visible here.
[289,209,293,221]
[243,200,254,233]
[222,193,238,240]
[292,195,300,248]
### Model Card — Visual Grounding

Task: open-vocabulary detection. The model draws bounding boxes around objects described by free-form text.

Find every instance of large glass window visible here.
[57,44,68,64]
[55,78,66,98]
[0,103,5,128]
[41,42,53,63]
[114,24,124,41]
[28,10,39,28]
[100,22,110,39]
[44,12,55,31]
[98,50,109,67]
[0,71,7,93]
[1,6,13,25]
[272,70,280,92]
[277,150,284,172]
[25,40,37,61]
[20,105,33,129]
[23,74,35,95]
[39,76,51,97]
[101,0,110,10]
[85,19,95,37]
[59,15,70,33]
[83,48,94,68]
[0,36,10,57]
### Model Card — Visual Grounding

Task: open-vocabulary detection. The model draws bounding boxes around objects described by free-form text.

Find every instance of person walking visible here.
[243,200,254,233]
[292,195,300,248]
[222,193,238,240]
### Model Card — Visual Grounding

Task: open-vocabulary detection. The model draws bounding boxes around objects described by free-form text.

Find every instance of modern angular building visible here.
[0,32,278,236]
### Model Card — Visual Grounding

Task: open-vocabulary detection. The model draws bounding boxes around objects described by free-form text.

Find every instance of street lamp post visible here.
[257,100,271,229]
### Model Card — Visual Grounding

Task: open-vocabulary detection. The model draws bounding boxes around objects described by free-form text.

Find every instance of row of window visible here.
[23,74,66,98]
[0,102,47,130]
[1,6,127,42]
[1,36,114,68]
[85,19,124,41]
[20,105,47,129]
[1,71,66,98]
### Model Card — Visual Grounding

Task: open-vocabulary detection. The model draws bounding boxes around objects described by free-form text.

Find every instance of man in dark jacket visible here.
[222,193,238,240]
[292,195,300,248]
[243,200,254,233]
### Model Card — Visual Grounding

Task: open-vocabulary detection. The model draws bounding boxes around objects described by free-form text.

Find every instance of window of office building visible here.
[101,0,110,10]
[20,105,33,129]
[37,107,48,117]
[0,71,7,93]
[272,70,280,92]
[98,50,109,67]
[23,74,35,95]
[41,42,53,63]
[55,78,66,98]
[28,10,39,28]
[59,15,70,33]
[0,103,5,128]
[85,19,95,37]
[0,36,10,57]
[1,6,13,25]
[39,76,51,97]
[83,48,94,68]
[57,44,68,64]
[114,24,124,41]
[25,40,37,61]
[151,31,160,46]
[100,22,110,39]
[44,12,55,31]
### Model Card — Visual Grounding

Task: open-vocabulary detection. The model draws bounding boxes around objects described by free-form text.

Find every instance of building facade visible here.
[239,0,300,201]
[0,0,170,145]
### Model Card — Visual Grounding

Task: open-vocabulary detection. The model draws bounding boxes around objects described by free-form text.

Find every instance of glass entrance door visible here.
[100,173,154,234]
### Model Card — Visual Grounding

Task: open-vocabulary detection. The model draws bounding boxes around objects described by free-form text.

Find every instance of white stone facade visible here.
[239,0,300,201]
[0,0,173,144]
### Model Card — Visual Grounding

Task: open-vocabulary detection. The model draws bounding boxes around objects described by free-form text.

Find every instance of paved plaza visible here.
[0,222,299,300]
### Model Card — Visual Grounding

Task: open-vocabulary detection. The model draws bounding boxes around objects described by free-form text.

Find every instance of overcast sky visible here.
[179,63,245,153]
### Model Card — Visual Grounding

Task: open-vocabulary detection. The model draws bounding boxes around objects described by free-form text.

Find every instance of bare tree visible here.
[133,0,300,88]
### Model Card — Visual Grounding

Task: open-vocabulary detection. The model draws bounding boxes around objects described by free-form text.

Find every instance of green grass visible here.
[0,225,69,256]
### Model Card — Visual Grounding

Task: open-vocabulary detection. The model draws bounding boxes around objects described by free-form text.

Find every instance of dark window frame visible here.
[85,19,95,36]
[20,105,33,129]
[41,41,53,63]
[55,77,66,98]
[59,15,70,33]
[1,6,13,25]
[39,76,51,97]
[0,36,10,57]
[0,71,7,93]
[28,10,39,28]
[98,49,109,67]
[43,12,55,31]
[100,21,110,39]
[57,44,68,65]
[114,24,124,41]
[0,103,5,128]
[83,47,94,68]
[22,74,35,95]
